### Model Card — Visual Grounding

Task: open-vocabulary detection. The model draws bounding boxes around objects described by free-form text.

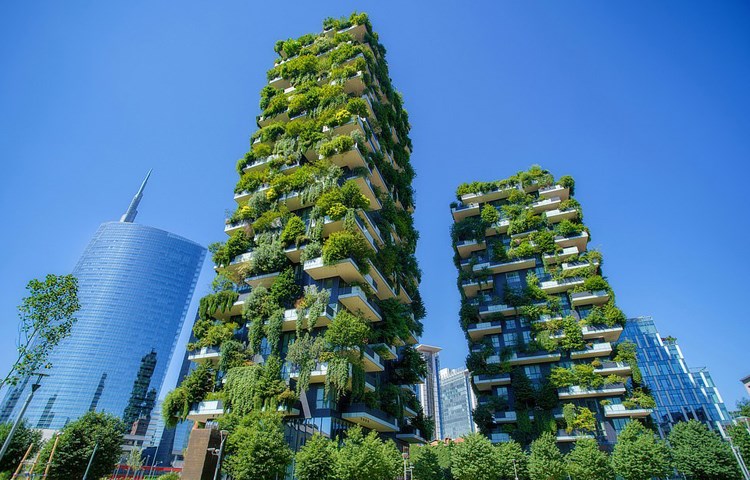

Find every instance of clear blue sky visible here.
[1,1,748,408]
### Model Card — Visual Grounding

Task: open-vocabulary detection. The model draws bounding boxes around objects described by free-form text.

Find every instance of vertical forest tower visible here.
[166,13,428,452]
[450,167,655,448]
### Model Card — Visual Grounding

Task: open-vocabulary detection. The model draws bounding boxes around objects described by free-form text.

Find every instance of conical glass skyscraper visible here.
[0,173,206,430]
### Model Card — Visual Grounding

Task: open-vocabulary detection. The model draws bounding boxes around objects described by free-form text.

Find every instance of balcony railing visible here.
[342,403,398,432]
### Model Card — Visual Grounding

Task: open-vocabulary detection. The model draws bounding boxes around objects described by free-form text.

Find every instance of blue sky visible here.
[1,1,749,408]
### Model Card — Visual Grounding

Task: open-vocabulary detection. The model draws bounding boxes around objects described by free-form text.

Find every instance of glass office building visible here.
[439,368,476,440]
[620,316,732,435]
[0,173,205,430]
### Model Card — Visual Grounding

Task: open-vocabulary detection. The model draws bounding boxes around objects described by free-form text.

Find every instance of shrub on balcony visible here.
[392,346,427,385]
[554,219,584,237]
[262,94,289,118]
[189,320,238,350]
[235,170,267,194]
[322,230,373,272]
[280,214,306,247]
[622,389,656,409]
[479,204,500,225]
[558,175,575,195]
[325,310,370,351]
[286,333,326,395]
[319,135,354,157]
[507,240,537,260]
[249,238,287,276]
[451,217,485,244]
[198,290,239,320]
[219,339,247,372]
[211,231,253,267]
[613,340,643,384]
[562,404,596,433]
[508,210,544,236]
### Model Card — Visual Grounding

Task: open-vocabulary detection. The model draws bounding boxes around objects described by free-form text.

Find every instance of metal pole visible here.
[512,458,519,480]
[82,442,98,480]
[212,431,228,480]
[0,375,43,464]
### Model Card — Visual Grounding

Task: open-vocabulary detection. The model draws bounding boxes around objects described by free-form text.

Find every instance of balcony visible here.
[367,262,400,301]
[461,277,494,298]
[338,286,382,322]
[242,155,276,174]
[543,246,579,264]
[396,426,427,444]
[319,215,377,252]
[540,277,584,294]
[451,202,480,222]
[303,257,376,290]
[188,347,221,365]
[246,271,280,289]
[268,75,291,90]
[562,260,599,273]
[603,404,653,418]
[570,290,611,306]
[467,321,503,341]
[556,429,594,442]
[187,400,224,423]
[323,115,367,141]
[341,172,381,211]
[538,184,570,201]
[493,411,517,424]
[282,305,336,332]
[508,351,562,366]
[370,343,397,360]
[555,232,589,251]
[531,196,562,213]
[455,239,486,259]
[234,189,253,204]
[403,405,417,418]
[478,302,516,318]
[322,143,368,170]
[290,363,334,384]
[333,70,366,95]
[490,433,511,443]
[284,243,306,263]
[212,292,248,320]
[342,403,399,432]
[582,325,623,342]
[219,251,254,276]
[557,384,626,399]
[473,373,511,391]
[359,212,385,247]
[404,330,419,345]
[275,405,300,417]
[258,110,290,128]
[365,373,376,392]
[594,361,631,376]
[360,345,385,373]
[224,219,253,237]
[327,23,368,43]
[473,257,536,275]
[545,208,579,223]
[460,186,517,204]
[571,342,613,359]
[277,189,314,211]
[485,218,511,236]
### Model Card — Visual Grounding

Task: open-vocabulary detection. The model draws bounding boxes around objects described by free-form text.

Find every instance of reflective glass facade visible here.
[0,221,205,430]
[439,368,476,440]
[620,316,732,435]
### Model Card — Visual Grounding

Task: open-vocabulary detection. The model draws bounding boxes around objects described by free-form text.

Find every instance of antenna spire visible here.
[120,170,152,223]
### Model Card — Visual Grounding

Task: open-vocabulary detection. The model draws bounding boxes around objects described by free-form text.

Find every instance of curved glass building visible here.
[0,173,205,430]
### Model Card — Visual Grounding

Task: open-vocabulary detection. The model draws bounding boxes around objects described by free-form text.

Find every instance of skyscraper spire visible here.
[120,170,152,223]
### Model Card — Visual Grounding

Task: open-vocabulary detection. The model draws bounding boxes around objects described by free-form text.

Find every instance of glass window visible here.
[505,319,517,330]
[525,365,542,381]
[506,272,521,287]
[503,333,517,346]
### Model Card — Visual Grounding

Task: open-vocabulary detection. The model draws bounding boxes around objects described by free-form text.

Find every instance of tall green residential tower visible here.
[164,12,428,459]
[450,166,654,448]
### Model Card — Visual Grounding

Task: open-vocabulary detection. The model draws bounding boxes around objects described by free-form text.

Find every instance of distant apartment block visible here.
[439,368,476,440]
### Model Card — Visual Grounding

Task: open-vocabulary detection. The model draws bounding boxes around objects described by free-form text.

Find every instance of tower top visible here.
[120,170,152,223]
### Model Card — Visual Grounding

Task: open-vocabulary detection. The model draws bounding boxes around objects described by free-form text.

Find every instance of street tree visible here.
[668,420,740,480]
[450,433,501,480]
[0,421,41,473]
[223,412,292,480]
[528,431,566,480]
[727,424,750,472]
[412,445,444,480]
[334,427,401,480]
[34,411,124,480]
[295,434,336,480]
[611,421,671,480]
[1,274,79,389]
[565,438,613,480]
[496,439,528,480]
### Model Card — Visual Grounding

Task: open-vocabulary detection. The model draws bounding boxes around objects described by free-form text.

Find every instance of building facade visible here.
[450,167,652,448]
[621,316,732,435]
[169,13,427,468]
[416,345,442,440]
[439,368,476,440]
[742,374,750,398]
[0,173,206,431]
